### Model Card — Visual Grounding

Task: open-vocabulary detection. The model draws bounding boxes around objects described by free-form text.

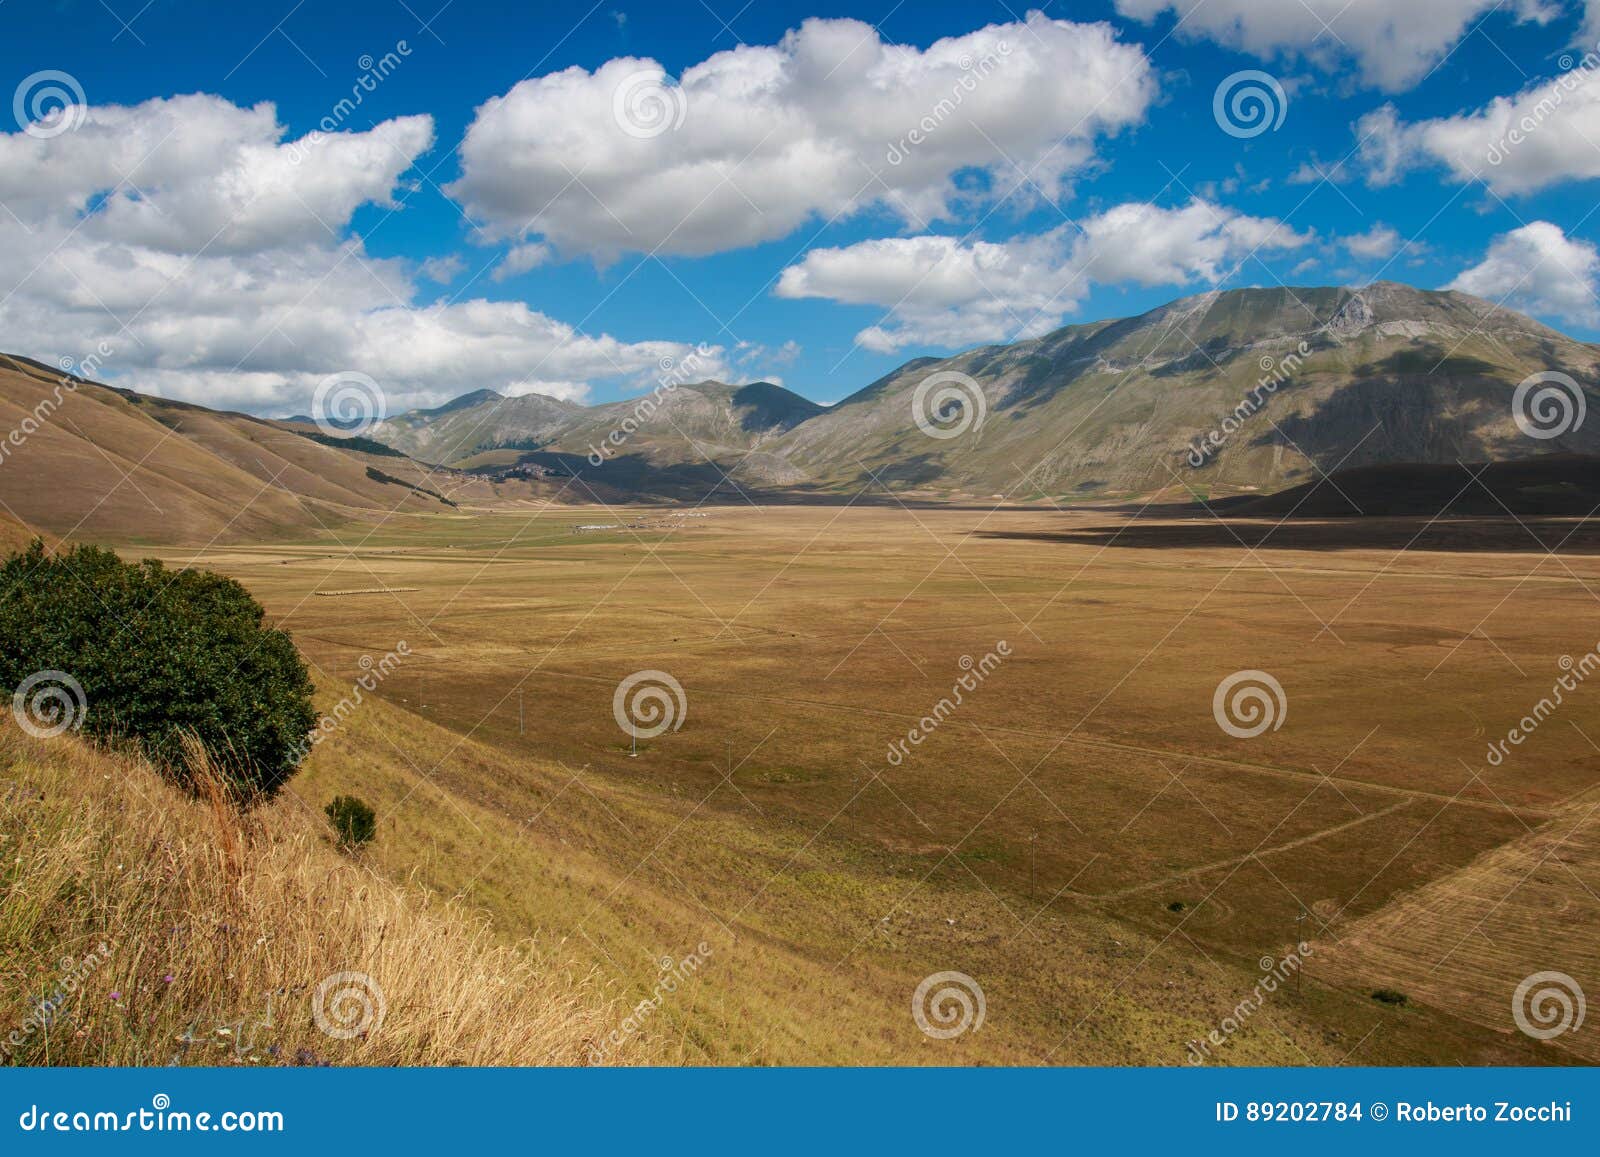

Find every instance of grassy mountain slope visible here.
[372,389,582,465]
[776,282,1600,498]
[0,721,604,1065]
[0,509,39,554]
[0,354,568,543]
[375,380,825,485]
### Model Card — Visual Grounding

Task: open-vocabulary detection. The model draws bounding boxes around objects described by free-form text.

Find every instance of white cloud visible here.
[448,14,1155,259]
[0,95,723,415]
[1446,221,1600,325]
[418,254,465,282]
[490,242,552,282]
[775,199,1312,351]
[1358,64,1600,195]
[1581,1,1600,45]
[1344,224,1401,259]
[1115,0,1554,90]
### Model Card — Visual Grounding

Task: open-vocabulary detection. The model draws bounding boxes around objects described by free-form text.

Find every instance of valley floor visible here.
[79,502,1600,1064]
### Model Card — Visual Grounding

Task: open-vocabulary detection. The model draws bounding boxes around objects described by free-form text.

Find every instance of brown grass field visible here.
[114,500,1600,1065]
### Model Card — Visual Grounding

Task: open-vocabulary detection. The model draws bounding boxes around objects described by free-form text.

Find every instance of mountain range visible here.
[2,282,1597,543]
[369,282,1600,502]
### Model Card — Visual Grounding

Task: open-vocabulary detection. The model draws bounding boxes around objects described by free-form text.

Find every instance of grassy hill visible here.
[0,354,575,544]
[0,720,604,1065]
[774,282,1600,499]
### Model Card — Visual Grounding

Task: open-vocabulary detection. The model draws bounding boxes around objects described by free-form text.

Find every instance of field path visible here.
[1090,798,1416,900]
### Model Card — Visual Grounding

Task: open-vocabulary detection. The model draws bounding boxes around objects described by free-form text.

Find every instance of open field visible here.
[135,502,1600,1064]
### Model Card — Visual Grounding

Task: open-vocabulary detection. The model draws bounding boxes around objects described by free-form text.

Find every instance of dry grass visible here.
[43,503,1597,1065]
[0,723,609,1066]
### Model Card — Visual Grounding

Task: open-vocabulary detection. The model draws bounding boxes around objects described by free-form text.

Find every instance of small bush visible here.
[325,795,377,849]
[0,540,315,799]
[1371,988,1409,1006]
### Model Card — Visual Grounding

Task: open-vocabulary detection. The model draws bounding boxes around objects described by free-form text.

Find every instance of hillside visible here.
[368,283,1600,501]
[776,282,1600,498]
[7,283,1597,522]
[0,509,40,554]
[0,719,604,1065]
[0,354,573,544]
[374,380,824,489]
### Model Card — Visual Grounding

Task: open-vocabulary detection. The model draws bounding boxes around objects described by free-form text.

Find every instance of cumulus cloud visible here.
[1357,63,1600,195]
[775,199,1312,352]
[447,13,1155,260]
[1344,224,1401,259]
[1446,221,1600,326]
[490,242,552,282]
[1114,0,1554,90]
[0,95,722,415]
[418,254,465,282]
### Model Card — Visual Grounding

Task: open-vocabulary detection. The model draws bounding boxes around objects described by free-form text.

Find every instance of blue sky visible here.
[3,0,1600,414]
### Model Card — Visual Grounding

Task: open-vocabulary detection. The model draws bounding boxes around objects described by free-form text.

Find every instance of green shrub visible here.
[1370,988,1409,1006]
[0,540,316,799]
[325,795,377,849]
